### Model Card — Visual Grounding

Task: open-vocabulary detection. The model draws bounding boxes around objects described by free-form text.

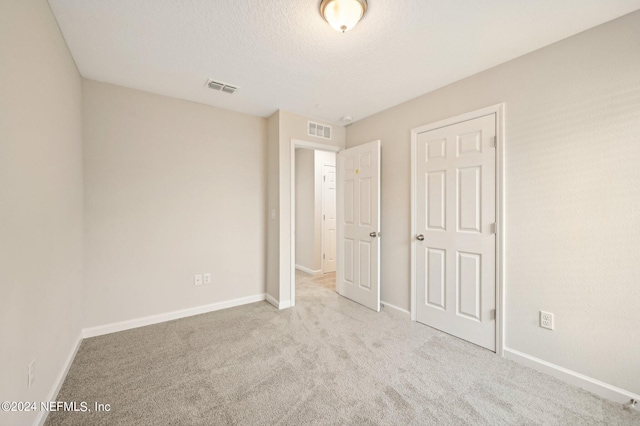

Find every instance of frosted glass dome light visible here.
[320,0,368,33]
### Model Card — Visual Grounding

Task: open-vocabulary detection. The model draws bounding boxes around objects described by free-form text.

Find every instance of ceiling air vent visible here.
[206,79,239,94]
[221,85,238,94]
[207,80,224,90]
[308,121,332,140]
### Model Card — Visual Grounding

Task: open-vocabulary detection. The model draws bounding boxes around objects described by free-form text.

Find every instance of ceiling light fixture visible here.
[320,0,368,33]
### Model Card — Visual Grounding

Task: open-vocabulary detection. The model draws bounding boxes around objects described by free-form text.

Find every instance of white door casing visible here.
[322,164,337,273]
[413,112,498,352]
[337,140,381,312]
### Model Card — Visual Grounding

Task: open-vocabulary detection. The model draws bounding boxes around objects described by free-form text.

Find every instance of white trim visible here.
[267,295,292,310]
[295,264,322,275]
[410,130,417,323]
[410,103,506,356]
[266,293,292,310]
[504,348,640,404]
[279,300,292,309]
[36,333,83,426]
[381,300,410,317]
[266,293,279,308]
[496,104,506,357]
[82,294,266,338]
[290,139,341,308]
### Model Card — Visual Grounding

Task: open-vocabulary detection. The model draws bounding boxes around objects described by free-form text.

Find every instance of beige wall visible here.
[266,112,281,300]
[295,149,317,271]
[0,1,84,424]
[82,80,267,328]
[346,11,640,394]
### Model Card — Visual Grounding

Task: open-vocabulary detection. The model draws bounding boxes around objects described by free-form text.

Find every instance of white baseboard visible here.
[82,293,266,338]
[504,347,639,404]
[266,293,291,310]
[36,332,83,426]
[381,300,410,317]
[266,294,279,308]
[295,264,321,275]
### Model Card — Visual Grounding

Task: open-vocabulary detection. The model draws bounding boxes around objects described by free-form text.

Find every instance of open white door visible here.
[337,140,381,312]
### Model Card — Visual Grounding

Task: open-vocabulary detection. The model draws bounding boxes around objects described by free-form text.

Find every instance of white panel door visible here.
[415,115,496,351]
[337,140,381,311]
[322,164,337,273]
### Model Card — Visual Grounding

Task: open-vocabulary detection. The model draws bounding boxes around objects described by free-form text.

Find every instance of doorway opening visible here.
[290,140,340,306]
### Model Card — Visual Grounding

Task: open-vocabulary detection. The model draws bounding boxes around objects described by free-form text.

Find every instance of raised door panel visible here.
[426,248,446,310]
[457,251,481,321]
[457,166,481,234]
[359,241,371,289]
[359,177,372,226]
[344,238,354,284]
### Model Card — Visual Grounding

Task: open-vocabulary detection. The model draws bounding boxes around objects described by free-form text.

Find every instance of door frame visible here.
[410,104,506,356]
[290,139,341,306]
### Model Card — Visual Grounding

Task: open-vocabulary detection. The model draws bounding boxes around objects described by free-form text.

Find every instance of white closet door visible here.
[415,115,496,351]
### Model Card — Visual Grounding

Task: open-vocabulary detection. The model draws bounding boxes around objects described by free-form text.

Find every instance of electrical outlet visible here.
[28,360,35,389]
[194,274,203,286]
[540,311,554,330]
[203,273,211,285]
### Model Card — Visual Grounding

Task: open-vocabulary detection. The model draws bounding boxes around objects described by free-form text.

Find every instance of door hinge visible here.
[490,223,497,234]
[323,214,326,220]
[323,253,325,259]
[323,175,326,181]
[490,309,496,320]
[492,136,497,148]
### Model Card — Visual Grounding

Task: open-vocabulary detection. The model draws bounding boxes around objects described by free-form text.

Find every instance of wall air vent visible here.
[206,79,239,94]
[308,121,332,140]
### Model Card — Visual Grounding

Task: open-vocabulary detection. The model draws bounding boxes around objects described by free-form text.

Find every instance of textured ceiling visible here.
[48,0,640,124]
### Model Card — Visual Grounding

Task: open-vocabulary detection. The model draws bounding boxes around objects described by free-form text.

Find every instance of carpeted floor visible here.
[46,272,637,425]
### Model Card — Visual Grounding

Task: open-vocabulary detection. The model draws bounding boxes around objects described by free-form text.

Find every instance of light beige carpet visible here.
[46,272,637,425]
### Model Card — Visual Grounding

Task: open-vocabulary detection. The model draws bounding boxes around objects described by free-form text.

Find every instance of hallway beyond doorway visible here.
[296,269,336,292]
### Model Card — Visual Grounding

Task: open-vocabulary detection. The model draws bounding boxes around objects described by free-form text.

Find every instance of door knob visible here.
[370,232,378,238]
[416,234,425,241]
